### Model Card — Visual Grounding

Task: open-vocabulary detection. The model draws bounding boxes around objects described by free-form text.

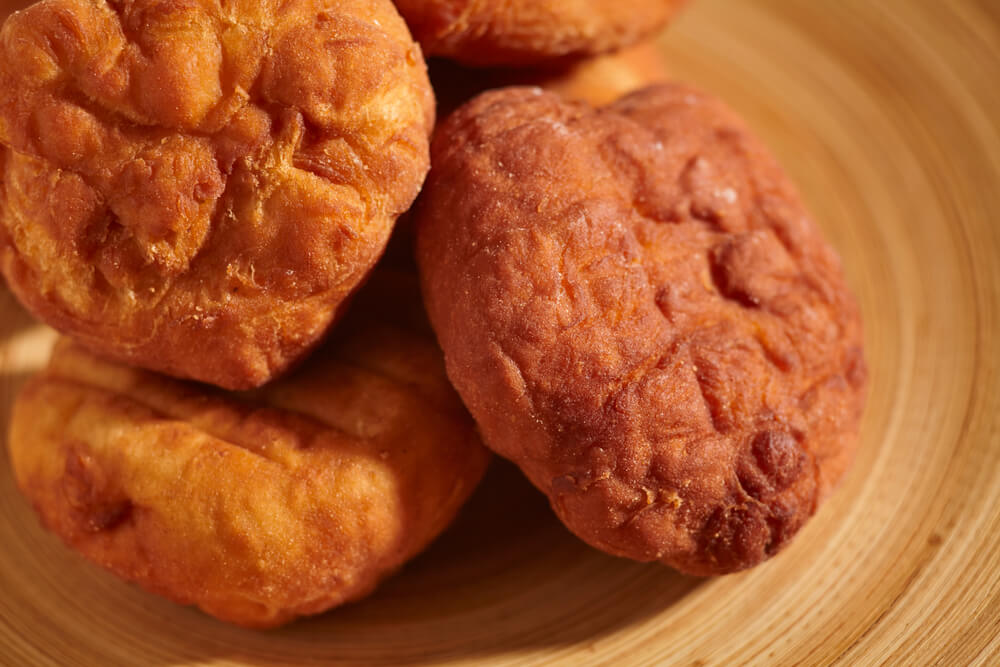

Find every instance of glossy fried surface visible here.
[8,269,490,628]
[416,85,866,575]
[395,0,688,66]
[0,0,434,389]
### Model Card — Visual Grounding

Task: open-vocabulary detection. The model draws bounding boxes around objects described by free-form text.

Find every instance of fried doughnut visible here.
[415,85,867,575]
[0,0,434,389]
[431,41,670,117]
[8,269,490,628]
[395,0,689,66]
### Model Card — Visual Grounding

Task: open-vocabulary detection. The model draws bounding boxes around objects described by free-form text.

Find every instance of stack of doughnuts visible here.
[0,0,865,628]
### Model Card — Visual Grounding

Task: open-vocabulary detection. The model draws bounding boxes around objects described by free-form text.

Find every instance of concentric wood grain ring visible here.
[1,0,998,664]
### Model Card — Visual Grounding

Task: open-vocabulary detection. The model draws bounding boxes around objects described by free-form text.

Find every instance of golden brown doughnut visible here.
[395,0,689,66]
[415,85,867,575]
[0,0,434,389]
[8,269,490,628]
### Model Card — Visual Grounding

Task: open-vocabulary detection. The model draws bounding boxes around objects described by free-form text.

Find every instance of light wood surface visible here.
[1,0,999,664]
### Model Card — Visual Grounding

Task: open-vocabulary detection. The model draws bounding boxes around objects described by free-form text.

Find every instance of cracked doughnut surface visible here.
[0,0,434,389]
[394,0,689,66]
[415,85,867,575]
[8,268,490,628]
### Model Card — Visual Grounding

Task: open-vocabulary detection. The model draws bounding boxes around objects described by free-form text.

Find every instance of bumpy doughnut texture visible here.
[431,41,670,117]
[394,0,689,66]
[0,0,434,389]
[9,269,490,628]
[416,85,867,575]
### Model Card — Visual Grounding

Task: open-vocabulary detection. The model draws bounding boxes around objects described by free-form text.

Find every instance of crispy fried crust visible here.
[415,85,867,575]
[8,269,490,628]
[431,41,670,117]
[0,0,434,389]
[395,0,688,66]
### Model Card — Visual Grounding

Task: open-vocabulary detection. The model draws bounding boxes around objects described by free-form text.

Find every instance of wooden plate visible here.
[1,0,998,664]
